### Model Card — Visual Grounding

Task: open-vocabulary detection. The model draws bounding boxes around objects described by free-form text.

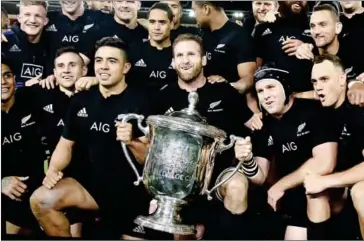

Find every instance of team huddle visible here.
[1,0,364,240]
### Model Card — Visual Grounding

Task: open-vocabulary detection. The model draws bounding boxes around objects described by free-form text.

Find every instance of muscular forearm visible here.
[127,139,149,165]
[49,144,72,172]
[232,76,253,94]
[249,167,267,185]
[323,162,364,189]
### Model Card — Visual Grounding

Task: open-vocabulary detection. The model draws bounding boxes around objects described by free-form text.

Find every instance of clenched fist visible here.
[234,136,253,162]
[43,167,63,189]
[115,122,133,145]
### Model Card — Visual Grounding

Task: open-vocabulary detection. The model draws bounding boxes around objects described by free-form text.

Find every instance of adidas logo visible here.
[135,59,147,67]
[46,24,57,32]
[262,28,272,36]
[268,136,273,147]
[77,108,88,117]
[133,225,145,234]
[43,104,54,113]
[9,44,21,52]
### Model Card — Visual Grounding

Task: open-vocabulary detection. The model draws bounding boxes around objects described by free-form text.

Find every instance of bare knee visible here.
[30,186,64,214]
[351,181,364,213]
[224,173,249,199]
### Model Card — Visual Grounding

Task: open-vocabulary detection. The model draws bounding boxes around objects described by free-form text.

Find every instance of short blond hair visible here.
[19,0,48,11]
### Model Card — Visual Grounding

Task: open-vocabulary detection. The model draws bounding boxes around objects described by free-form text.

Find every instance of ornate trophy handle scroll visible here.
[118,114,150,186]
[205,135,242,200]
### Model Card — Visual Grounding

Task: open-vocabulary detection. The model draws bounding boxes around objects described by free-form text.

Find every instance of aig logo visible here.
[282,142,297,153]
[90,122,110,133]
[21,64,43,79]
[62,35,79,43]
[2,133,22,145]
[150,71,166,79]
[206,52,212,60]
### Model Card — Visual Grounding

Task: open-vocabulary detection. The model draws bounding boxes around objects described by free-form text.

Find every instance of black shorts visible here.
[80,179,153,239]
[2,193,40,230]
[279,187,308,228]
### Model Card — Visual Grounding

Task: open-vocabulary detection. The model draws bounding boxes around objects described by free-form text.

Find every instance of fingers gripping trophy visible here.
[119,92,245,235]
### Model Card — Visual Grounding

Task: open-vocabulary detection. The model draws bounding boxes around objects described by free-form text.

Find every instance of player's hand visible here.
[234,137,253,162]
[1,33,8,42]
[25,74,42,87]
[115,122,133,145]
[1,176,29,201]
[262,10,279,23]
[304,173,329,195]
[347,81,364,107]
[295,43,314,60]
[245,112,263,131]
[207,75,227,84]
[267,183,285,211]
[282,39,304,56]
[39,75,57,89]
[75,77,98,93]
[43,167,63,189]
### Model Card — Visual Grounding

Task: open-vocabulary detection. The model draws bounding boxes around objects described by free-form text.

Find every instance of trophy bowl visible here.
[119,92,244,235]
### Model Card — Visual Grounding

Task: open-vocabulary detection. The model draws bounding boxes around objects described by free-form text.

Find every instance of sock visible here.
[307,219,331,240]
[216,206,256,240]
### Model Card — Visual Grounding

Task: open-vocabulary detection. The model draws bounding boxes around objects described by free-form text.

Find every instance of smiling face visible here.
[94,46,131,88]
[284,1,307,14]
[173,40,206,83]
[60,0,83,15]
[1,64,16,103]
[54,52,86,89]
[310,10,340,48]
[252,1,277,23]
[18,4,48,37]
[113,1,140,23]
[256,79,287,116]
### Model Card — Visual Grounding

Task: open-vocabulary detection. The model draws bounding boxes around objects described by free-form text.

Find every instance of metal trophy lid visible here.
[146,92,226,139]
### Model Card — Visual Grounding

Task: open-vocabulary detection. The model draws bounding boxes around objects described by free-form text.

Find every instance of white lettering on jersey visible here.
[206,52,212,60]
[21,64,44,79]
[62,35,79,43]
[150,71,166,79]
[278,36,296,43]
[57,119,65,127]
[2,133,22,145]
[90,122,110,133]
[282,142,297,153]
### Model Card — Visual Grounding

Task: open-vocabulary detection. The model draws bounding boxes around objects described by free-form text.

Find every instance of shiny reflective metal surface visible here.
[120,92,243,235]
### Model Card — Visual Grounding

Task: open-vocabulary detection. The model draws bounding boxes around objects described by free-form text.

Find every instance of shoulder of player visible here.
[254,22,273,35]
[71,86,97,103]
[204,82,240,100]
[294,98,321,112]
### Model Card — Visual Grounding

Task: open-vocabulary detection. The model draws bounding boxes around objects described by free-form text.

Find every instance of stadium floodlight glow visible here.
[188,10,195,18]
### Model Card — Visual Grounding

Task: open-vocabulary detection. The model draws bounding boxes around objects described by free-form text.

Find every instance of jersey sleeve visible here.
[234,29,257,64]
[310,109,340,148]
[252,127,273,161]
[62,96,82,142]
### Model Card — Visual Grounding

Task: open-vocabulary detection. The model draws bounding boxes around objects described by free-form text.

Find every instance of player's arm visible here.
[48,137,75,172]
[275,142,337,191]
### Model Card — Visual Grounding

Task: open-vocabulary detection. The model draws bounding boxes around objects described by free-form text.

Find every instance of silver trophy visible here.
[120,92,245,235]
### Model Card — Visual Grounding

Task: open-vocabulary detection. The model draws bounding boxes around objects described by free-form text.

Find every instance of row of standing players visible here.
[2,0,364,240]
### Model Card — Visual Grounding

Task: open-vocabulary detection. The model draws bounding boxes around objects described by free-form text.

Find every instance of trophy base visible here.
[134,196,195,235]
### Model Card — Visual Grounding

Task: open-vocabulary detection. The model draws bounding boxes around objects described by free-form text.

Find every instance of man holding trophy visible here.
[116,34,270,240]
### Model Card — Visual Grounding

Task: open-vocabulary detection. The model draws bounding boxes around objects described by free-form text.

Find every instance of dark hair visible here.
[313,54,344,71]
[95,37,129,61]
[19,0,48,11]
[172,34,205,56]
[195,1,226,10]
[148,2,174,22]
[54,46,84,65]
[313,4,340,22]
[1,54,13,71]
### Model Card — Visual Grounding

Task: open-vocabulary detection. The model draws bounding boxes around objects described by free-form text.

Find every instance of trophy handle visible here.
[118,114,150,186]
[205,135,243,200]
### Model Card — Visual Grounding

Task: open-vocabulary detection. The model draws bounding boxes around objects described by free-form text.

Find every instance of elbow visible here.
[317,159,336,175]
